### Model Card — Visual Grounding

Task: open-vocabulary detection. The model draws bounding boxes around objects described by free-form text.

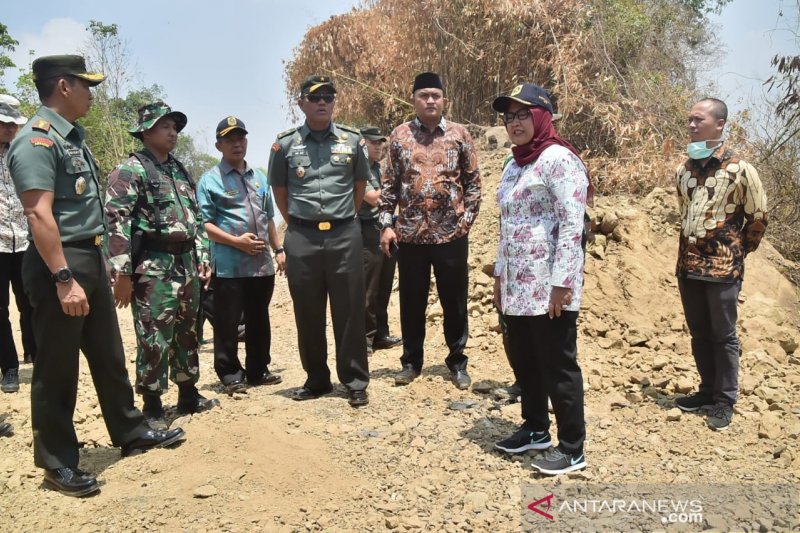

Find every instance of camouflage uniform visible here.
[105,148,208,395]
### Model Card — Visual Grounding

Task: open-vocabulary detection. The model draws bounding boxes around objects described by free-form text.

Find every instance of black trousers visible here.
[361,219,397,346]
[212,275,275,384]
[0,251,35,371]
[505,312,585,455]
[22,243,149,469]
[678,277,740,405]
[397,236,469,372]
[285,219,369,391]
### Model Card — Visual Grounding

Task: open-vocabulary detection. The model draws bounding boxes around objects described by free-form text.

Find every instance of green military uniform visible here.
[8,104,149,470]
[360,158,398,350]
[105,149,208,395]
[268,121,370,392]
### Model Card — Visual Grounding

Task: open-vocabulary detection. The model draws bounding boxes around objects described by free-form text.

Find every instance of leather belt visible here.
[144,240,194,254]
[289,216,353,231]
[63,235,104,248]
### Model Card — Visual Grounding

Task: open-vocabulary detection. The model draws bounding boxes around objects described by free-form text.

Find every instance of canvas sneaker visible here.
[706,402,734,431]
[495,428,552,454]
[675,392,714,412]
[531,447,587,476]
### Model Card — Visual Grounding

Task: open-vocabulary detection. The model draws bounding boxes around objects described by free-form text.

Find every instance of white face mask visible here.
[687,139,723,159]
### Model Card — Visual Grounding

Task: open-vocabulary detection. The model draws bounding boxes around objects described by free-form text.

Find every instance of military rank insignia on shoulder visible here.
[277,127,297,139]
[30,137,54,148]
[32,119,51,132]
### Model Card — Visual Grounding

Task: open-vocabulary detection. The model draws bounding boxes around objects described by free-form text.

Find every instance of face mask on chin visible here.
[687,139,723,160]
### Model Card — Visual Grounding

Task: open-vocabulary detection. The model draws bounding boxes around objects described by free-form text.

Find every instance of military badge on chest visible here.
[75,177,87,195]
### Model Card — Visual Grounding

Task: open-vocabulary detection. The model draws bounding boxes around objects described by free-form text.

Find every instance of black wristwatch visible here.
[273,247,285,255]
[52,266,73,284]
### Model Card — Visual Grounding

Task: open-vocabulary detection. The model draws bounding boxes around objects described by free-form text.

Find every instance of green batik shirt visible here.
[7,106,105,242]
[268,122,370,220]
[105,148,209,276]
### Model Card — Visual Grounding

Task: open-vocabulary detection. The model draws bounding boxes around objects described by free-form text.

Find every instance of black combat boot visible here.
[142,394,167,430]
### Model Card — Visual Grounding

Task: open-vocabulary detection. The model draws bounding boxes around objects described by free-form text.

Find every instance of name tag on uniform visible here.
[291,144,306,153]
[225,189,238,197]
[331,144,354,155]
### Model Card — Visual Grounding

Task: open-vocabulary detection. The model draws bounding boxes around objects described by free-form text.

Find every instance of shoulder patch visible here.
[277,127,297,139]
[359,138,366,146]
[32,119,51,133]
[30,137,54,148]
[271,143,281,153]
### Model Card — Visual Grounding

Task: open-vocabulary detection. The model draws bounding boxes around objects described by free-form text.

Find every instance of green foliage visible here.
[173,135,218,182]
[0,22,20,92]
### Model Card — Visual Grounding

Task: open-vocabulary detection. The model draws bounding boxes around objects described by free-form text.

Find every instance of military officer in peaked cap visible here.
[7,55,185,498]
[268,75,370,407]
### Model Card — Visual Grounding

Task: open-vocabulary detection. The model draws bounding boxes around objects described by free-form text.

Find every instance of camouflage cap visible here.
[359,126,386,142]
[0,95,27,125]
[128,101,188,139]
[299,75,336,96]
[31,55,105,87]
[216,116,248,138]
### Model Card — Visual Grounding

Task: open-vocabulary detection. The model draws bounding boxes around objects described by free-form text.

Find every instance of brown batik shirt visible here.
[675,146,768,282]
[378,117,481,244]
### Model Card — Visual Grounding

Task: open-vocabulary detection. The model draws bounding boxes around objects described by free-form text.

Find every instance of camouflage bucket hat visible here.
[128,101,188,139]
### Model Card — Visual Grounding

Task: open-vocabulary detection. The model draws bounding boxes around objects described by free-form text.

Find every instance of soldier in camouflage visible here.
[105,101,216,428]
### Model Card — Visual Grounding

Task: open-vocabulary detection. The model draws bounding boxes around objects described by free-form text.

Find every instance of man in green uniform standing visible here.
[358,126,401,356]
[268,75,370,407]
[105,102,215,429]
[8,55,185,497]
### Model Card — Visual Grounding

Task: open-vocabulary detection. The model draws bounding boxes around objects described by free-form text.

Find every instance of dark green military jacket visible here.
[358,160,381,221]
[7,106,105,241]
[268,122,370,220]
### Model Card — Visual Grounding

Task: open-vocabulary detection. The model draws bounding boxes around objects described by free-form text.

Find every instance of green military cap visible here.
[31,55,105,86]
[129,101,188,139]
[359,126,386,142]
[299,75,336,95]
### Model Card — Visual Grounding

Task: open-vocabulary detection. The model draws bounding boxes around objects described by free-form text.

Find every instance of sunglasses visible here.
[501,108,532,124]
[306,94,335,104]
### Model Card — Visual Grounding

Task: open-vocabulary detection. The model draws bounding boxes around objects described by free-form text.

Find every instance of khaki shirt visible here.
[7,106,105,242]
[268,122,369,220]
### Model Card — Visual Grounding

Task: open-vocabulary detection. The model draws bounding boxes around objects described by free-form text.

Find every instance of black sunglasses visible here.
[501,108,532,124]
[306,94,335,104]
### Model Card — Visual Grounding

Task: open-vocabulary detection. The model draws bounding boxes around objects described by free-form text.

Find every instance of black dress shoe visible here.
[0,422,12,437]
[347,389,369,407]
[291,385,333,401]
[246,371,283,387]
[43,467,100,497]
[451,369,471,390]
[373,335,403,350]
[121,427,186,457]
[394,364,420,386]
[223,380,247,395]
[176,388,220,415]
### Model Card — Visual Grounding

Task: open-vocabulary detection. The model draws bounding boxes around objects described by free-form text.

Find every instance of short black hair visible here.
[35,75,78,102]
[699,97,728,121]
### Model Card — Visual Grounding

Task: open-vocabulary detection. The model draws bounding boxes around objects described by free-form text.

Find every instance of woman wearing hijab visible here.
[491,83,590,475]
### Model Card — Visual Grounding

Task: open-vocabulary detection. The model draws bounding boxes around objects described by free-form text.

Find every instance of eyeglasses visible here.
[501,108,532,124]
[306,94,335,104]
